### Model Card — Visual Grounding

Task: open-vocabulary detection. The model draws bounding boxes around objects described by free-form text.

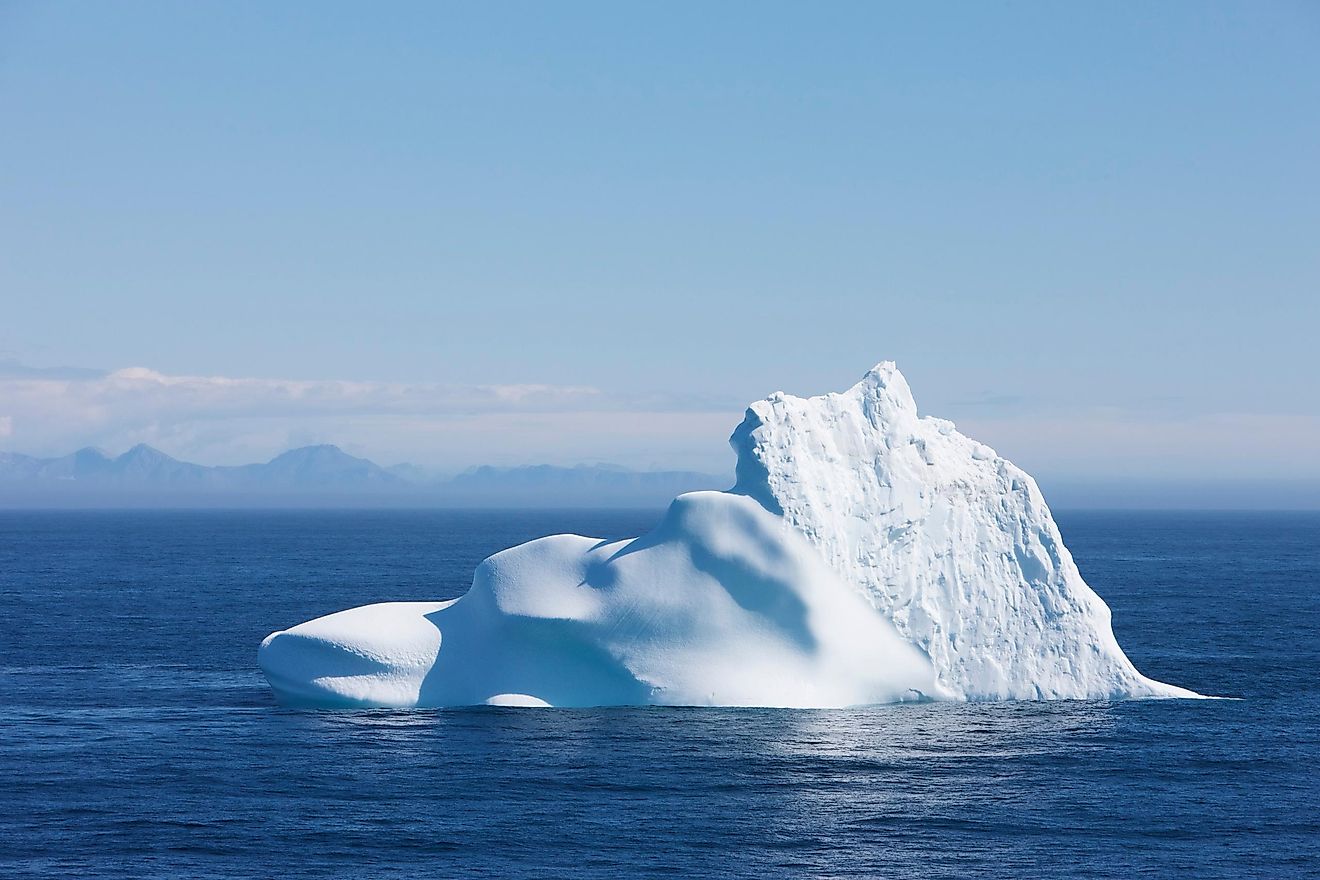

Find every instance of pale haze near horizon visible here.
[1,2,1317,506]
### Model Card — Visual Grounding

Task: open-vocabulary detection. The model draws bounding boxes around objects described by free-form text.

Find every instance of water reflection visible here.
[265,702,1168,876]
[772,701,1121,759]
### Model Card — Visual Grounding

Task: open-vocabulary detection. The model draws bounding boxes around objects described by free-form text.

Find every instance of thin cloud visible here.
[960,410,1320,482]
[0,359,108,380]
[0,364,740,470]
[5,364,1316,484]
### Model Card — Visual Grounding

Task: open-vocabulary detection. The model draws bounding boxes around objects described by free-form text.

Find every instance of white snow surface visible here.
[259,362,1196,707]
[729,362,1195,701]
[260,491,937,708]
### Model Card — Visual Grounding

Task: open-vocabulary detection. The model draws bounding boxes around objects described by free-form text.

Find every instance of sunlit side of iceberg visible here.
[260,363,1198,707]
[260,491,939,708]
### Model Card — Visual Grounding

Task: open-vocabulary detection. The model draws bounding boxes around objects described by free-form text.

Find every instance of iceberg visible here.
[260,363,1196,707]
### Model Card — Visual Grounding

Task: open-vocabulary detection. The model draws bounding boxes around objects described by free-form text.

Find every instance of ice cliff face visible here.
[259,362,1196,707]
[730,362,1193,700]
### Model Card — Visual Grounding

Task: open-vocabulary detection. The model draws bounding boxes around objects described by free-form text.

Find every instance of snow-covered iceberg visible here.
[260,363,1196,707]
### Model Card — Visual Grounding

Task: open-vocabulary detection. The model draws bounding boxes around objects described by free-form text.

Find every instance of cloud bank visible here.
[0,364,738,473]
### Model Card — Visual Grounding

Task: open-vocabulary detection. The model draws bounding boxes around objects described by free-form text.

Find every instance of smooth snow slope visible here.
[260,492,937,708]
[260,362,1195,707]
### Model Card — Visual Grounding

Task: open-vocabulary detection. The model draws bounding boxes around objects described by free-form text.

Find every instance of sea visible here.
[1,509,1317,879]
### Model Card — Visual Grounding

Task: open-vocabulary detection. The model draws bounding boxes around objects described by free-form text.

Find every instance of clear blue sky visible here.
[1,2,1317,501]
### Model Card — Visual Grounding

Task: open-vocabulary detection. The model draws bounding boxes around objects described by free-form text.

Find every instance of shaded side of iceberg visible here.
[259,362,1198,708]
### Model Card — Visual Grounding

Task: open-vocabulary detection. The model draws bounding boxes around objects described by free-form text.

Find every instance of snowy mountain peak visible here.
[119,443,172,463]
[268,444,350,462]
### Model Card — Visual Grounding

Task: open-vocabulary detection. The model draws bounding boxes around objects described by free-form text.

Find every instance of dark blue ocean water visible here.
[1,510,1317,879]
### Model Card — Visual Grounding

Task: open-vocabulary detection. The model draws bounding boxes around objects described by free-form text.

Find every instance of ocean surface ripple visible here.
[2,510,1317,879]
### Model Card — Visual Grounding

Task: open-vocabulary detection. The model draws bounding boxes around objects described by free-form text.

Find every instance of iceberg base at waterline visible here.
[259,363,1199,708]
[260,491,940,708]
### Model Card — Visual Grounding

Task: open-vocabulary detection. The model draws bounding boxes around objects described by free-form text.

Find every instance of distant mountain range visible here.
[0,444,726,508]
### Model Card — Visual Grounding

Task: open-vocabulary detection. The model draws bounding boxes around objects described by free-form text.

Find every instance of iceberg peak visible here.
[854,360,916,405]
[731,362,1194,700]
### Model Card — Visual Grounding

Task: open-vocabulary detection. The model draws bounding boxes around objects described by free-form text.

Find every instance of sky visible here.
[1,2,1318,502]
